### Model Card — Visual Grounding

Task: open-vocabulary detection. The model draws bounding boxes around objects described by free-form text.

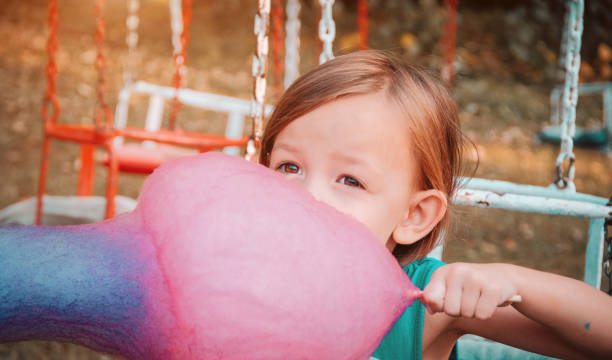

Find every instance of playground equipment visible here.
[28,0,612,309]
[453,1,611,358]
[0,0,607,358]
[440,0,458,85]
[451,0,611,292]
[539,4,612,152]
[540,81,612,151]
[36,0,275,223]
[112,0,275,165]
[33,0,380,225]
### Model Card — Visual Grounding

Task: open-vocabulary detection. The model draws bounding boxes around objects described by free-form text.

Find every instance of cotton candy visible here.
[0,152,419,360]
[136,152,419,359]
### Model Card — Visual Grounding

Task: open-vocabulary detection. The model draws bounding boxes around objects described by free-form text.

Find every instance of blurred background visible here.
[0,0,611,358]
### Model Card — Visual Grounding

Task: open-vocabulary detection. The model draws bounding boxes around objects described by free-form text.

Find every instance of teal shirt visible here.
[371,257,447,360]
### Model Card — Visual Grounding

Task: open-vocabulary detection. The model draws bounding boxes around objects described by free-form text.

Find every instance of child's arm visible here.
[421,263,612,358]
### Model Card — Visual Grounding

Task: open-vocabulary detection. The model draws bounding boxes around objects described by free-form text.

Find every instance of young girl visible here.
[259,50,612,359]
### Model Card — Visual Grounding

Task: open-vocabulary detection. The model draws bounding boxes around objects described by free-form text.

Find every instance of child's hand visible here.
[420,263,518,320]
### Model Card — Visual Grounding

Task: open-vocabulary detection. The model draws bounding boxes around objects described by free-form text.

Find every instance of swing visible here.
[456,0,611,270]
[35,0,273,223]
[30,0,314,226]
[108,0,275,172]
[538,6,612,152]
[540,81,612,150]
[110,0,367,174]
[419,0,612,291]
[447,1,612,358]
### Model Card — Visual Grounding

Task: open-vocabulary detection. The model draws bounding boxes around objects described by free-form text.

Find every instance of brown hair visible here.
[260,50,464,265]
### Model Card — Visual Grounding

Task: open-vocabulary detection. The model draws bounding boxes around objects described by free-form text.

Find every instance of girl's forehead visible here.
[279,92,408,143]
[273,92,417,178]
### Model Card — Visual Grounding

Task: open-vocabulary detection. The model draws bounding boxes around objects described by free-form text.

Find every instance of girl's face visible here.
[269,91,420,251]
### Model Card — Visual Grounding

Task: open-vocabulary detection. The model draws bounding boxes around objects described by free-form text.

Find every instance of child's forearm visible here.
[509,264,612,356]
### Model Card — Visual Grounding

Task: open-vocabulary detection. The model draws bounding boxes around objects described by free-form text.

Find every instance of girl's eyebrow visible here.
[330,152,382,178]
[273,142,299,154]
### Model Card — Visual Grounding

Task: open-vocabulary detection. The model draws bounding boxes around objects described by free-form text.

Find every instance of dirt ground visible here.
[0,0,611,358]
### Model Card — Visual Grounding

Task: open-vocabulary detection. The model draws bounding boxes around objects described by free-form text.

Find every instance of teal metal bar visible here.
[458,177,609,206]
[548,82,612,152]
[604,86,612,151]
[551,82,612,99]
[454,189,611,219]
[584,218,605,288]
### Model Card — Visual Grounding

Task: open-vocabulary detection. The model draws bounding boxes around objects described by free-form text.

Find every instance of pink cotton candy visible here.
[135,152,420,360]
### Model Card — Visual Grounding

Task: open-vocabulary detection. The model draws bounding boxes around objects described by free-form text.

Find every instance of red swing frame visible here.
[36,0,249,224]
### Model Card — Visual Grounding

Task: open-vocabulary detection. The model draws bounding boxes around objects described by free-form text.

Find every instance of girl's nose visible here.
[305,185,320,202]
[304,178,334,208]
[303,177,324,202]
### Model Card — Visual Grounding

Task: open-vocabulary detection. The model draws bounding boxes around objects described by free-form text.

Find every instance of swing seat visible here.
[98,127,252,174]
[99,142,199,174]
[111,81,275,167]
[547,81,612,152]
[538,125,608,149]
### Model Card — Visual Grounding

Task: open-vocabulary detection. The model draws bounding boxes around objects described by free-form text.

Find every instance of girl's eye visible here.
[338,175,365,189]
[277,163,302,175]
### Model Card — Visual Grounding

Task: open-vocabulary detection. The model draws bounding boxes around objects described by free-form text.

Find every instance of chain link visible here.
[440,0,458,85]
[247,0,271,161]
[552,9,571,126]
[169,0,183,56]
[42,0,60,124]
[284,0,301,89]
[122,0,140,86]
[123,0,139,86]
[94,0,113,129]
[605,197,612,295]
[169,0,192,131]
[357,0,368,50]
[554,0,583,191]
[318,0,335,64]
[271,0,284,99]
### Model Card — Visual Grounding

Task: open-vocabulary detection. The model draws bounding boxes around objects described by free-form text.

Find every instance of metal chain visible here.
[605,197,612,295]
[271,0,284,99]
[552,8,571,126]
[558,8,570,84]
[94,0,113,129]
[42,0,60,124]
[440,0,458,85]
[554,0,583,191]
[169,0,192,131]
[318,0,335,64]
[358,0,368,50]
[124,0,140,86]
[169,0,183,56]
[247,0,271,161]
[284,0,301,89]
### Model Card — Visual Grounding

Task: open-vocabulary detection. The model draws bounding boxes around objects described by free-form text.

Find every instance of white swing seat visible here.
[110,80,274,173]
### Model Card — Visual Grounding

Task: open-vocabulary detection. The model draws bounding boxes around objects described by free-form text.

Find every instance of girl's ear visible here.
[392,190,448,245]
